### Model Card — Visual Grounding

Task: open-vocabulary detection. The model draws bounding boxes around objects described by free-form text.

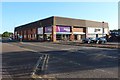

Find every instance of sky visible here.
[1,1,118,34]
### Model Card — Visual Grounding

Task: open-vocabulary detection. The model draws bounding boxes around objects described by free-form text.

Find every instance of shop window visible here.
[31,34,32,38]
[56,34,61,40]
[34,34,36,38]
[24,35,26,38]
[94,29,100,32]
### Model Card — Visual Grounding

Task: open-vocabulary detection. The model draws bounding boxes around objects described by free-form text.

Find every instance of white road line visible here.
[22,42,56,49]
[61,48,76,50]
[22,42,77,51]
[32,54,50,78]
[95,69,115,75]
[45,55,49,71]
[32,56,43,76]
[41,54,49,71]
[11,44,44,78]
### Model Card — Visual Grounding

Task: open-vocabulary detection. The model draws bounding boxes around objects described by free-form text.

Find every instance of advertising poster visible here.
[56,26,70,32]
[38,27,43,34]
[45,26,52,33]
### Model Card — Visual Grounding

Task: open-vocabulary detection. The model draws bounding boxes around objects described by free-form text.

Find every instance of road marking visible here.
[9,43,51,79]
[21,42,78,51]
[22,42,56,49]
[31,54,50,79]
[42,54,49,71]
[10,42,118,78]
[61,48,76,50]
[90,54,118,59]
[32,55,43,76]
[21,47,38,53]
[95,69,115,75]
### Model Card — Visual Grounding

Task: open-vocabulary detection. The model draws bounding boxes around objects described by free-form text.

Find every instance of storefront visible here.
[44,26,52,41]
[87,27,109,38]
[56,26,71,41]
[14,16,109,42]
[73,27,86,41]
[37,27,43,40]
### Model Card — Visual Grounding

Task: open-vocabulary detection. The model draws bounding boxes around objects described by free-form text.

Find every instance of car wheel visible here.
[88,41,90,44]
[102,41,105,44]
[82,41,85,43]
[96,40,99,44]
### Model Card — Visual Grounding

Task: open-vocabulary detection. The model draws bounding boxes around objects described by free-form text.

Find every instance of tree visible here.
[2,31,13,37]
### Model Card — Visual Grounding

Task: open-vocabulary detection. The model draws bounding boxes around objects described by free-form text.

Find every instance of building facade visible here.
[14,16,109,42]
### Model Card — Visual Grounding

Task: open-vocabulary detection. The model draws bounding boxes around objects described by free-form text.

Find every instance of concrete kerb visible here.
[53,42,119,49]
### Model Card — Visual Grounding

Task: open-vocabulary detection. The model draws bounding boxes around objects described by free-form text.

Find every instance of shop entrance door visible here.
[74,35,77,40]
[63,34,70,41]
[56,34,70,41]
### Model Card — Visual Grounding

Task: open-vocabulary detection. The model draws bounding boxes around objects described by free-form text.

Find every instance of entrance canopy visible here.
[56,32,71,34]
[44,33,52,34]
[73,32,85,34]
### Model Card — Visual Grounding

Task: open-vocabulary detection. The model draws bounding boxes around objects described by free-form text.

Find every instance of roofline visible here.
[15,16,108,30]
[53,16,108,24]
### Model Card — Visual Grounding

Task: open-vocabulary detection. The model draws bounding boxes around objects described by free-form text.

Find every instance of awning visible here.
[73,32,85,34]
[56,32,71,34]
[44,33,52,34]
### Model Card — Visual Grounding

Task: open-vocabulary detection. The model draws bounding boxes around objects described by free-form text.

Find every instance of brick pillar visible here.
[70,26,74,41]
[26,30,28,40]
[52,26,56,42]
[86,27,88,38]
[43,27,46,41]
[21,31,22,36]
[35,28,38,40]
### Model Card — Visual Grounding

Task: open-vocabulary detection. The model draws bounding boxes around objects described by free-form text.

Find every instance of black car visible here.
[95,37,107,44]
[82,38,95,43]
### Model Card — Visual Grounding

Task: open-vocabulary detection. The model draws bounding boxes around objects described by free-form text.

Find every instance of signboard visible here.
[56,26,70,32]
[45,26,52,33]
[38,27,43,34]
[88,27,102,34]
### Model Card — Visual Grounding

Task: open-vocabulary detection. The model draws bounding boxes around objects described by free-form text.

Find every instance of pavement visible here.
[1,41,119,79]
[54,41,119,49]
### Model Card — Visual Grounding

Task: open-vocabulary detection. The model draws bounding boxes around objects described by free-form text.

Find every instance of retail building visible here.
[14,16,109,42]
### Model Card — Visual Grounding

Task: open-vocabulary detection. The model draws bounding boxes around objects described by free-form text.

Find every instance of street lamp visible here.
[102,21,104,37]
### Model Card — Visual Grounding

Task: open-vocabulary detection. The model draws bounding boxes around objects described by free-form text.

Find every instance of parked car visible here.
[8,37,12,40]
[95,37,107,44]
[82,38,95,43]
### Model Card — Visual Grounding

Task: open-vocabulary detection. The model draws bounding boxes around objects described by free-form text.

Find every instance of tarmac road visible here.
[2,42,119,79]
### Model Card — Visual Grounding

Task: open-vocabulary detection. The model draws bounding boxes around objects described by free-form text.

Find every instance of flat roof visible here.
[15,16,108,31]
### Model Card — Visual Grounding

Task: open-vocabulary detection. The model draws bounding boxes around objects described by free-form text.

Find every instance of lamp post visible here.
[40,22,44,41]
[102,21,104,37]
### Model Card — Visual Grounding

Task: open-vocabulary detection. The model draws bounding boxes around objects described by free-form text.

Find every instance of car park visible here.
[82,37,107,44]
[82,38,95,43]
[95,37,107,44]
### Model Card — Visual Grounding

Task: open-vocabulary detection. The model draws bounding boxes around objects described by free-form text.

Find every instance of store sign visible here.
[38,27,43,34]
[45,26,52,33]
[88,27,102,34]
[56,26,70,32]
